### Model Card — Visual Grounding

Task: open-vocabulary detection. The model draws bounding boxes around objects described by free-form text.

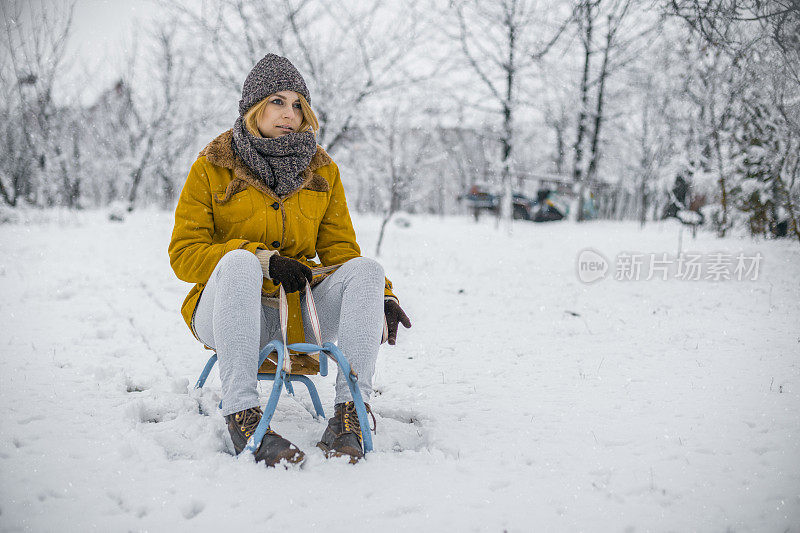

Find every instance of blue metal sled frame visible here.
[194,340,373,456]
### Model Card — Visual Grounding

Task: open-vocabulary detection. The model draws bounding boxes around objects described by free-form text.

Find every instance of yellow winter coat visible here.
[168,129,396,346]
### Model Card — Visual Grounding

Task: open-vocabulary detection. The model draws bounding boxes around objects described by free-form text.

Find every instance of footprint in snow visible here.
[180,499,205,520]
[373,407,431,453]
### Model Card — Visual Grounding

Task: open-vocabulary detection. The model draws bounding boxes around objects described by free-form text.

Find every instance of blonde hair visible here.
[243,93,319,137]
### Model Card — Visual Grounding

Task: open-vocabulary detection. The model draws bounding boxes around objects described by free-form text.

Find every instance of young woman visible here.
[168,54,411,466]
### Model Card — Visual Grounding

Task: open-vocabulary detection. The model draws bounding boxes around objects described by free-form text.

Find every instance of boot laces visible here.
[342,402,377,441]
[234,406,274,438]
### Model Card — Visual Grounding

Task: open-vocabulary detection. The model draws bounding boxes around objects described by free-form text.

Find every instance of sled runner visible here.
[194,281,374,455]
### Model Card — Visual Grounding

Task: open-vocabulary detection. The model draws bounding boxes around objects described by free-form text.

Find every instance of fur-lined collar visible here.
[198,129,331,200]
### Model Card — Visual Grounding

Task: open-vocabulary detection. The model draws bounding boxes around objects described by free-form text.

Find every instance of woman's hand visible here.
[384,299,411,345]
[268,255,313,293]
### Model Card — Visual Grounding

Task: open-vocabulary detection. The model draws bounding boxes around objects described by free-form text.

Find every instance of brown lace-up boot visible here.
[317,401,375,463]
[225,406,305,467]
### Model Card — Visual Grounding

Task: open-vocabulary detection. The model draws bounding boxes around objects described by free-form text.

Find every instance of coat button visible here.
[271,202,280,210]
[271,241,280,248]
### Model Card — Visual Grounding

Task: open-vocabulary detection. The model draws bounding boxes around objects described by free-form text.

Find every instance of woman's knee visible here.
[343,256,385,285]
[215,249,262,284]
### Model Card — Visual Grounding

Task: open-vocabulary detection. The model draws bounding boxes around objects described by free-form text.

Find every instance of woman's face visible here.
[257,90,303,138]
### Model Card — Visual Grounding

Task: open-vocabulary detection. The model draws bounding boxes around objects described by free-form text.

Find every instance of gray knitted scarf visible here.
[231,115,317,197]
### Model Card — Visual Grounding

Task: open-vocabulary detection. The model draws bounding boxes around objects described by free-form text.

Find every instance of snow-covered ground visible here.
[1,209,798,532]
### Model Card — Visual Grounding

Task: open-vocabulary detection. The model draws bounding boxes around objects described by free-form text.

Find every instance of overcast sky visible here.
[60,0,158,104]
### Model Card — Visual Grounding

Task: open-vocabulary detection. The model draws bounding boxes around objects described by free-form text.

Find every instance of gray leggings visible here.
[193,250,385,416]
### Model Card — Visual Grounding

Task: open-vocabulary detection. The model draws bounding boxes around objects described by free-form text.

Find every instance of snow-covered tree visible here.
[0,0,79,207]
[447,0,572,226]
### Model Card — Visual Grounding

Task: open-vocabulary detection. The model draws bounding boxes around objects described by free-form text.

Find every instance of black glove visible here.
[384,299,411,345]
[268,255,313,293]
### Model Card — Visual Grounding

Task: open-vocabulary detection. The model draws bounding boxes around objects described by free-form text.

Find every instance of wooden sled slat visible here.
[258,352,321,375]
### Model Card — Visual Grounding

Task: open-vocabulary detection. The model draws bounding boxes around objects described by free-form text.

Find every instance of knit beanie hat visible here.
[238,54,311,116]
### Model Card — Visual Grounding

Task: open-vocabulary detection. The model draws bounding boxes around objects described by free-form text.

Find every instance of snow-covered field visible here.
[1,209,798,532]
